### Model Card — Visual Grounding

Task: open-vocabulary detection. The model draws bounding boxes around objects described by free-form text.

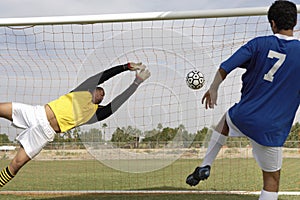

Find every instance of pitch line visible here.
[1,190,300,196]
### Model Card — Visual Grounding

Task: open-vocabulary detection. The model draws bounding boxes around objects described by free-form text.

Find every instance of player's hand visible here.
[128,62,146,71]
[136,69,151,81]
[202,88,217,109]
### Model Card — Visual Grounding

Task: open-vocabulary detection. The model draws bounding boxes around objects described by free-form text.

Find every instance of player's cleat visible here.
[186,165,211,186]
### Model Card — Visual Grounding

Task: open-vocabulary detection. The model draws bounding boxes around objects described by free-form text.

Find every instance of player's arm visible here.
[202,39,255,109]
[72,62,145,92]
[202,68,227,109]
[86,69,151,123]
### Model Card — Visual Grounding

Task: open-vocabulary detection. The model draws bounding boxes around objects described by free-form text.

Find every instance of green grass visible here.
[0,158,299,199]
[1,193,300,200]
[0,194,256,200]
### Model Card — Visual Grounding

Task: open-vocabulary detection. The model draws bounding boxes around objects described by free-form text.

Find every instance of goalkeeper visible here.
[0,62,150,188]
[186,1,299,200]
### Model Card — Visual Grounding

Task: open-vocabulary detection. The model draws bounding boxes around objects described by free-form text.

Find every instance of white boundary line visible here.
[0,190,300,196]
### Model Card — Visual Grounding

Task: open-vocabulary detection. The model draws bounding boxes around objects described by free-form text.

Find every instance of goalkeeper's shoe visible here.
[186,165,211,186]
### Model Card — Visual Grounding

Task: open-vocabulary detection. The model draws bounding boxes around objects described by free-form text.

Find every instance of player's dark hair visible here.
[268,0,297,30]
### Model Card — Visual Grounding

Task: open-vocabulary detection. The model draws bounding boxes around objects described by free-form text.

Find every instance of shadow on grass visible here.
[2,187,297,200]
[36,194,300,200]
[3,192,300,200]
[2,188,260,200]
[31,194,259,200]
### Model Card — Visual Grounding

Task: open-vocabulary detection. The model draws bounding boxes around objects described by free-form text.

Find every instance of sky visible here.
[0,0,299,18]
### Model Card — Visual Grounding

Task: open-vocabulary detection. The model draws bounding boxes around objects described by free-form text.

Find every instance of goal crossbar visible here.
[0,5,299,26]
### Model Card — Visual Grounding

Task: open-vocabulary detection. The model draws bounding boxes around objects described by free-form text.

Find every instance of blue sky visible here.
[0,0,299,18]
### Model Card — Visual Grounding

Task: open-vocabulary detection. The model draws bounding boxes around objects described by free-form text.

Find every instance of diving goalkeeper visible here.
[0,62,150,188]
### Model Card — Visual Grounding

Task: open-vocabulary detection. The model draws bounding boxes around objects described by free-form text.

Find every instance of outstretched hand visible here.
[128,62,146,71]
[136,68,151,81]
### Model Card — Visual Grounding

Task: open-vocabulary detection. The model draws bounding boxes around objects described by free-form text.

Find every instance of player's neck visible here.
[276,29,293,37]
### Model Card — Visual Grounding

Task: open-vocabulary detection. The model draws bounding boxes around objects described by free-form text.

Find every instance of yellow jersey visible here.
[47,91,98,133]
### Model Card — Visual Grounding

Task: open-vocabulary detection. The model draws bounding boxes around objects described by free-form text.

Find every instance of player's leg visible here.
[200,114,228,167]
[251,139,282,200]
[0,102,14,188]
[9,146,31,175]
[1,104,54,189]
[0,146,31,188]
[262,170,280,192]
[0,102,13,121]
[258,171,280,200]
[186,114,229,186]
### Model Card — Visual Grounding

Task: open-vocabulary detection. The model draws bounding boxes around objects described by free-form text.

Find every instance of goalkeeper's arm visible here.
[72,62,146,92]
[86,69,150,123]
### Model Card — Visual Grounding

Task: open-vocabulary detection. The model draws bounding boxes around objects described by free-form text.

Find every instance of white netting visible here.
[0,9,299,191]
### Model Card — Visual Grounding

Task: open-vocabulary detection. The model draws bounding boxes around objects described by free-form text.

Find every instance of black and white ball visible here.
[186,70,205,90]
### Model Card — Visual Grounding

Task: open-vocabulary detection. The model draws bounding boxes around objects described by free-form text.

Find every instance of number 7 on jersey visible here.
[264,50,286,82]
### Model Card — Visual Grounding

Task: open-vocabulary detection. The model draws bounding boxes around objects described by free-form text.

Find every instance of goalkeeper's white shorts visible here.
[226,112,282,172]
[12,102,56,159]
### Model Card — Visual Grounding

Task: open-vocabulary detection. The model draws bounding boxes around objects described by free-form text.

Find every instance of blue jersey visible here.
[221,34,300,147]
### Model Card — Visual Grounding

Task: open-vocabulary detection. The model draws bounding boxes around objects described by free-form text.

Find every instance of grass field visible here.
[0,193,262,200]
[0,158,299,199]
[1,191,300,200]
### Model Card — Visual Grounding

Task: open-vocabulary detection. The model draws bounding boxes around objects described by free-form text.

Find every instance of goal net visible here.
[0,6,299,194]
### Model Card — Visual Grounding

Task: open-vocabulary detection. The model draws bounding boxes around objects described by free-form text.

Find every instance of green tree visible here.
[191,127,209,147]
[0,134,11,144]
[157,123,163,132]
[160,127,177,145]
[111,126,141,148]
[143,128,158,148]
[180,126,193,148]
[102,123,108,141]
[142,125,182,148]
[81,128,103,143]
[72,127,81,143]
[285,122,300,148]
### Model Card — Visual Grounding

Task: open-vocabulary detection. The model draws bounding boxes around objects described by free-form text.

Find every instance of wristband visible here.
[133,76,143,85]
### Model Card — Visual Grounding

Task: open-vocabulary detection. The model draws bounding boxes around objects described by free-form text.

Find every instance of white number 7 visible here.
[264,50,286,82]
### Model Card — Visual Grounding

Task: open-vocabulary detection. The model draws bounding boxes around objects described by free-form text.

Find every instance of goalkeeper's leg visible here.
[0,166,14,188]
[0,102,13,121]
[0,146,31,188]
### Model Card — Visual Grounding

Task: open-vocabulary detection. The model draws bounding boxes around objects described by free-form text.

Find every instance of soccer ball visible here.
[186,70,205,90]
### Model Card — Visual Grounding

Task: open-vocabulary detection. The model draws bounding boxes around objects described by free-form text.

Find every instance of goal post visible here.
[0,6,299,194]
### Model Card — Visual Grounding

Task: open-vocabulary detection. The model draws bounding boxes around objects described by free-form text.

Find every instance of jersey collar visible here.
[274,33,298,41]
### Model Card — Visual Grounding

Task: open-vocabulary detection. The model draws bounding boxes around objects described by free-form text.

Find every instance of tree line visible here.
[1,122,299,148]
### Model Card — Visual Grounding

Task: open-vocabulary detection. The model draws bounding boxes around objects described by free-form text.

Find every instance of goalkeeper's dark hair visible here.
[268,0,297,30]
[96,86,104,91]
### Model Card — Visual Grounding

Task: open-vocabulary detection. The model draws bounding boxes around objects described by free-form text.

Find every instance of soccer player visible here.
[186,1,299,200]
[0,62,150,188]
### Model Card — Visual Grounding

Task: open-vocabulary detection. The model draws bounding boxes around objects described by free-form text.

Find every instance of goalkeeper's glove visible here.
[134,69,151,85]
[128,62,146,71]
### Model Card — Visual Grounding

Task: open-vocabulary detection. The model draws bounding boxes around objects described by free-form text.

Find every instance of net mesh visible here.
[0,11,299,192]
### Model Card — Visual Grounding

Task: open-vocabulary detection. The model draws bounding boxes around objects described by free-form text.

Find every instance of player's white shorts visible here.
[12,102,56,159]
[226,112,282,172]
